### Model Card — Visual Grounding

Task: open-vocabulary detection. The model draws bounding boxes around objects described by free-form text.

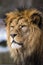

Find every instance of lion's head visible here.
[4,8,43,65]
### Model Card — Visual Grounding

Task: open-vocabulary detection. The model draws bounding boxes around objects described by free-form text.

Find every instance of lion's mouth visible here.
[11,40,23,49]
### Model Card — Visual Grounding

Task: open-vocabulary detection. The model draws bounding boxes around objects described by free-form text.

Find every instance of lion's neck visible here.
[14,52,41,65]
[25,52,41,65]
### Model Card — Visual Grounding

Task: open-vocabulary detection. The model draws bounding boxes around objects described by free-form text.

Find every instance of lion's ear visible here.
[31,11,43,29]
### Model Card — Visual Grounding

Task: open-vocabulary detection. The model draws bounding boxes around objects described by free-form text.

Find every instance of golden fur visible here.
[4,8,43,65]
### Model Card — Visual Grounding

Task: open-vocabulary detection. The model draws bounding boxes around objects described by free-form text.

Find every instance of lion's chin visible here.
[10,46,25,65]
[11,42,22,49]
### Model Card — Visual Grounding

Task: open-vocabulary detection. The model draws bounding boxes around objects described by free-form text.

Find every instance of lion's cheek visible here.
[14,36,22,43]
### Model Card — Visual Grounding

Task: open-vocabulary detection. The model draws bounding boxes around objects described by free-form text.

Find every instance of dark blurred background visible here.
[0,0,43,64]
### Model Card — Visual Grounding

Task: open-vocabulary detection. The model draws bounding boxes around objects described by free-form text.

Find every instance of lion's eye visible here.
[20,25,27,28]
[21,25,25,27]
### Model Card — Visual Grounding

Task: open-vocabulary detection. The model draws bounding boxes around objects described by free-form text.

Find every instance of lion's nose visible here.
[10,34,17,38]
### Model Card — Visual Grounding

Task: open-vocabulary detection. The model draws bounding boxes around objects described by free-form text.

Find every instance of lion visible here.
[4,8,43,65]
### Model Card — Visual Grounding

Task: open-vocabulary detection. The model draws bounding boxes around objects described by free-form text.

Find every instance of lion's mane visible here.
[4,8,43,65]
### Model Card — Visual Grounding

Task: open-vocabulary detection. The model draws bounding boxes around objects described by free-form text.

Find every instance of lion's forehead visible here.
[10,18,29,27]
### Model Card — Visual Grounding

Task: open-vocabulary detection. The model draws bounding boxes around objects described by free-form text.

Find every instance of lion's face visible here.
[9,17,41,53]
[4,9,42,65]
